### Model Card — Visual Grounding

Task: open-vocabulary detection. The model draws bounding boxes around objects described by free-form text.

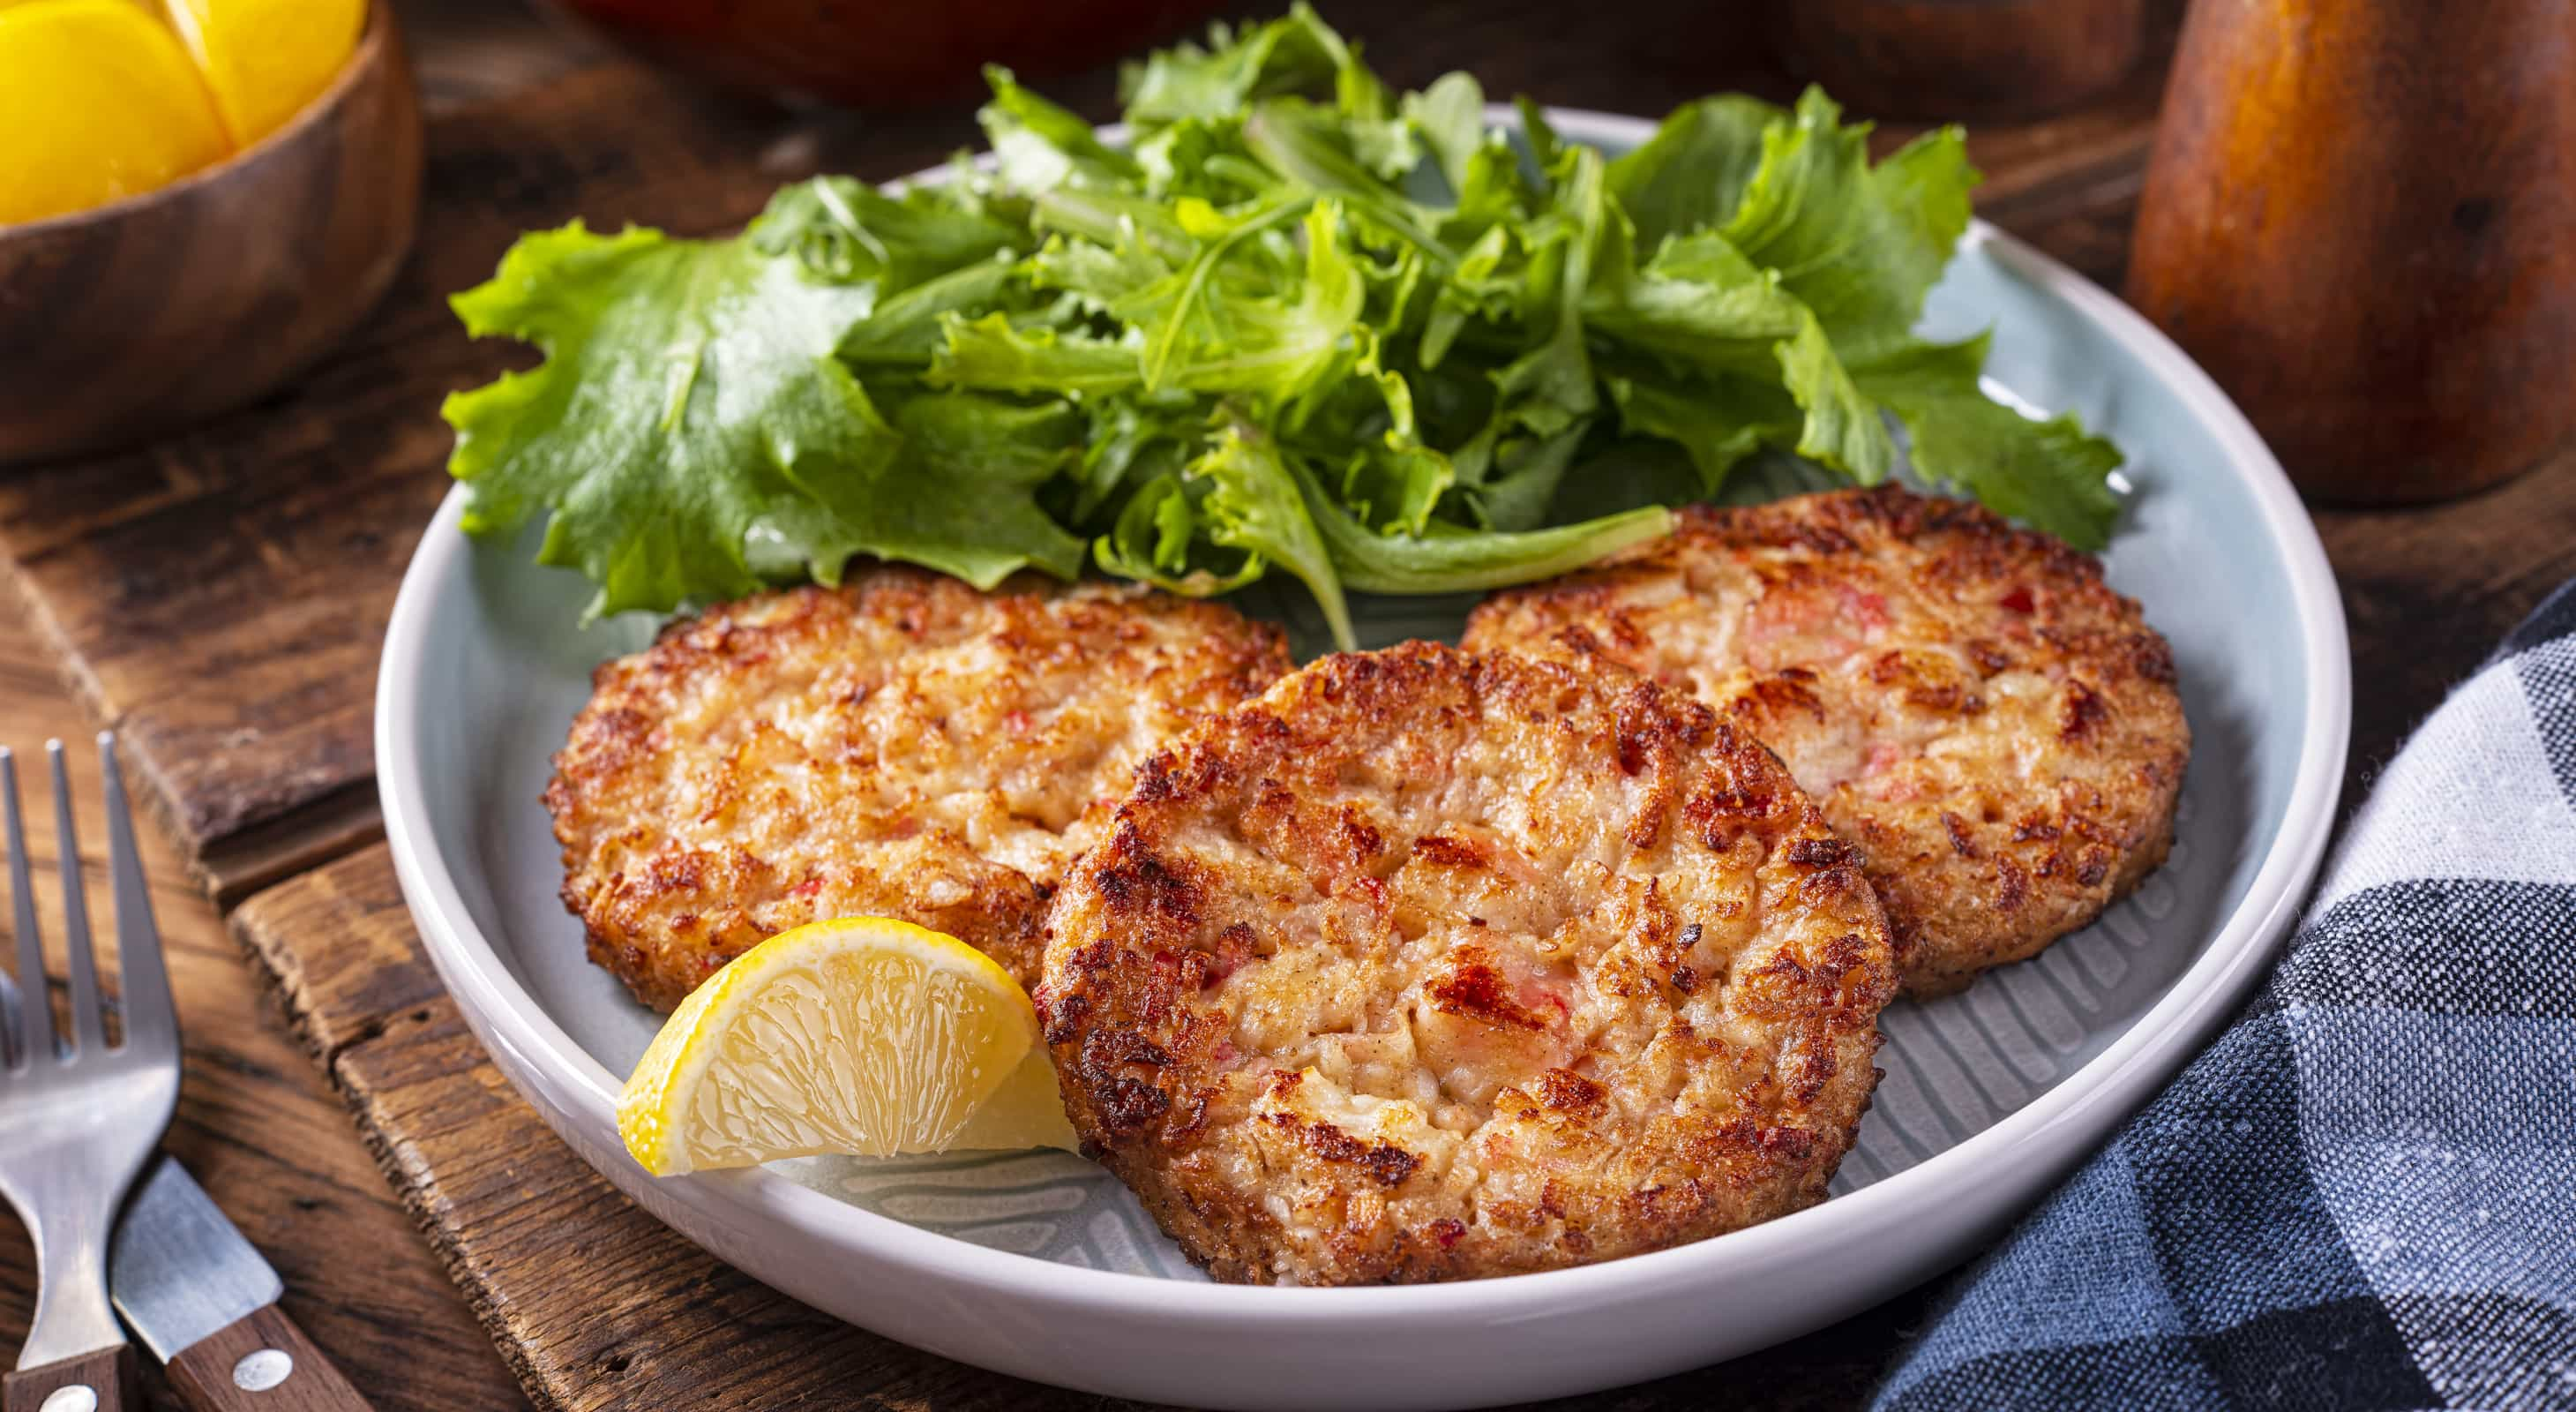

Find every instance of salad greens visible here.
[444,4,2122,645]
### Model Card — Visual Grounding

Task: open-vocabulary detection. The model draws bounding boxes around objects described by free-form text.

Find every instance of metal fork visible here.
[0,737,178,1412]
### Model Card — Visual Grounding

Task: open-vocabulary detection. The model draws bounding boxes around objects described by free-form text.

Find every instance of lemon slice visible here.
[160,0,364,147]
[0,0,230,225]
[618,917,1078,1175]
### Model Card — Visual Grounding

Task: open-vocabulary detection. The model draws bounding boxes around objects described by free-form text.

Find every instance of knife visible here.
[109,1158,372,1411]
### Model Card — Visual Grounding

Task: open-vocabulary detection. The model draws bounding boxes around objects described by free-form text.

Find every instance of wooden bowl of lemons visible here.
[0,0,421,466]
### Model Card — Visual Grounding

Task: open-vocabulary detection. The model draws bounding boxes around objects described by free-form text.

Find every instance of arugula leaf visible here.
[1239,98,1455,269]
[446,222,1078,619]
[1853,335,2122,548]
[1589,229,1892,483]
[1292,457,1674,594]
[748,177,1024,293]
[1402,72,1486,195]
[1605,367,1789,489]
[834,259,1022,366]
[1093,472,1268,594]
[1179,418,1352,649]
[1072,398,1193,522]
[928,312,1144,394]
[1516,96,1565,181]
[1119,4,1344,127]
[1720,88,1976,360]
[1605,94,1779,252]
[1148,199,1366,400]
[980,66,1142,192]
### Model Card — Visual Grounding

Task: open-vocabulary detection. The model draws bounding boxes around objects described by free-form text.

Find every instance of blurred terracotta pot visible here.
[539,0,1220,109]
[2126,0,2576,503]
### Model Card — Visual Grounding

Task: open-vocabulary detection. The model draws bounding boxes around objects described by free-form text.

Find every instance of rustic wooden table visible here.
[4,0,2572,1408]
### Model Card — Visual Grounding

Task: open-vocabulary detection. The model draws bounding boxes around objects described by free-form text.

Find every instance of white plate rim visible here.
[376,108,2351,1337]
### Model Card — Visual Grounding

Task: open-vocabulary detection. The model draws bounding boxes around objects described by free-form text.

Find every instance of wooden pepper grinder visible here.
[2126,0,2576,503]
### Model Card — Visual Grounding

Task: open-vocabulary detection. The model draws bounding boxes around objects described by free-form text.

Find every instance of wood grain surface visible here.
[0,613,521,1410]
[9,0,2576,1408]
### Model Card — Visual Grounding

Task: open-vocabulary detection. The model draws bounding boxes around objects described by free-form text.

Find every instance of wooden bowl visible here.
[0,2,422,468]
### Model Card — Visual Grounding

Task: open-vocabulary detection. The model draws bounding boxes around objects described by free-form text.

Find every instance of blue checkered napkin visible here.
[1873,583,2576,1411]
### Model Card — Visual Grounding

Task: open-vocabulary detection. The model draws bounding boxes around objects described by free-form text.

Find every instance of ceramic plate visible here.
[377,109,2350,1410]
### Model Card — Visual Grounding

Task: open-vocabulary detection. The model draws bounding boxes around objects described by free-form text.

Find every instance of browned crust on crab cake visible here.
[547,567,1292,1012]
[1037,642,1897,1286]
[1463,486,2189,997]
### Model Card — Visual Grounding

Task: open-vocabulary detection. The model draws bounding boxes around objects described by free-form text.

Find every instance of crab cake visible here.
[1464,486,2188,997]
[1039,642,1896,1285]
[548,568,1292,1013]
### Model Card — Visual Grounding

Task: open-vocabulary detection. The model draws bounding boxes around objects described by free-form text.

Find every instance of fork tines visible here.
[0,735,174,1070]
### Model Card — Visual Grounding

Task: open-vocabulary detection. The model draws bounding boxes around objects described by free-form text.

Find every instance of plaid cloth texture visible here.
[1875,582,2576,1411]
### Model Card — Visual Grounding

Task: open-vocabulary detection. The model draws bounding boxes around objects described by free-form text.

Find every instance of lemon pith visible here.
[617,917,1075,1175]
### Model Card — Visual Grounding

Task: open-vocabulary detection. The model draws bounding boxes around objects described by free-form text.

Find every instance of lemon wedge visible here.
[618,917,1078,1176]
[159,0,363,147]
[0,0,229,225]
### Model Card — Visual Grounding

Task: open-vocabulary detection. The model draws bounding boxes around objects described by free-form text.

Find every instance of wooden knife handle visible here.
[4,1343,141,1412]
[166,1305,372,1412]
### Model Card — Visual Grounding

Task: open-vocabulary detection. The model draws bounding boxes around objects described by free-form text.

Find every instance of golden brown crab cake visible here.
[1038,642,1897,1286]
[1463,486,2189,997]
[547,567,1292,1012]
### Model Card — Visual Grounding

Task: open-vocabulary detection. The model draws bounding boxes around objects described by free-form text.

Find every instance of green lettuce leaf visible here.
[1292,456,1674,595]
[1150,199,1367,400]
[928,312,1144,394]
[1604,367,1791,489]
[1069,398,1192,522]
[1720,88,1976,361]
[833,259,1023,366]
[1589,229,1892,484]
[748,177,1024,293]
[1176,418,1352,649]
[445,222,1080,619]
[1092,472,1269,595]
[1604,94,1778,252]
[1119,4,1345,128]
[1402,71,1486,196]
[980,66,1142,193]
[448,9,2126,634]
[1852,335,2122,548]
